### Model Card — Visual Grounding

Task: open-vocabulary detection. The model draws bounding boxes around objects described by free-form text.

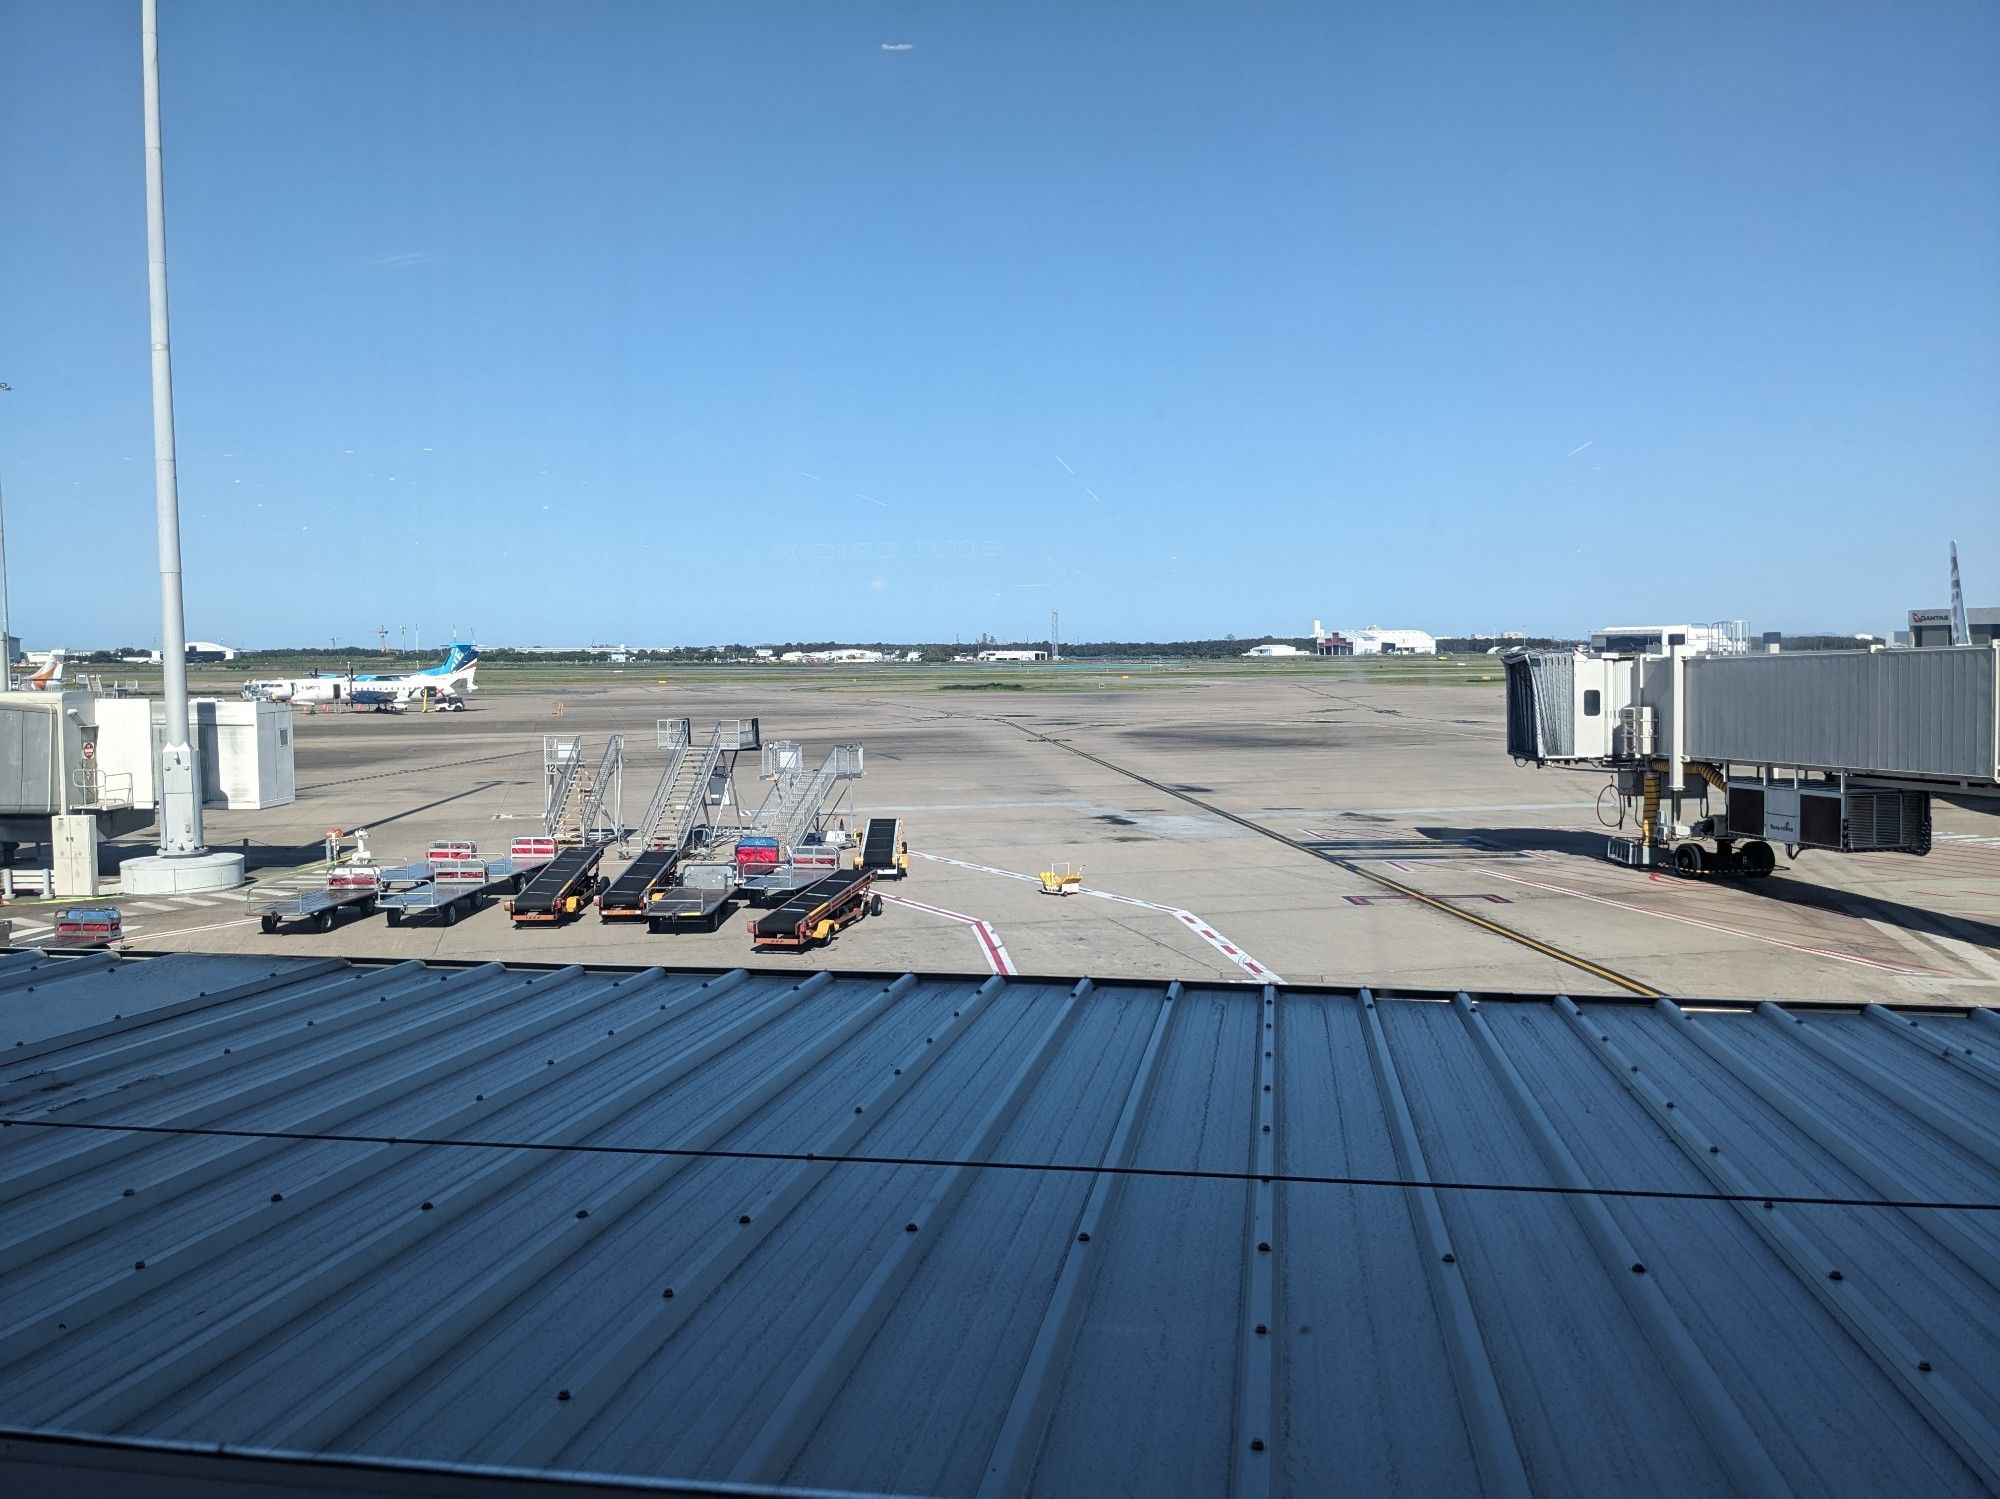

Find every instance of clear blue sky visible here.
[2,1,1996,649]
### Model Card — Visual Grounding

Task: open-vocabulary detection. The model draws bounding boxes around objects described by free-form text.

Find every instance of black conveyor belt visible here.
[512,847,601,914]
[601,848,678,910]
[751,869,867,938]
[860,818,900,870]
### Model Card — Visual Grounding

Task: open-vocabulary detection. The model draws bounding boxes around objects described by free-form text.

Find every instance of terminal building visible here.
[1908,605,2000,648]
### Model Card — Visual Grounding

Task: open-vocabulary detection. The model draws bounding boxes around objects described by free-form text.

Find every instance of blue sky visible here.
[2,1,1996,649]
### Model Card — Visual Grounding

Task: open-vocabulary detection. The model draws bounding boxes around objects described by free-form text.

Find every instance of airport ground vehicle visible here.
[735,836,781,878]
[858,817,909,877]
[381,853,525,927]
[643,881,734,933]
[598,846,681,923]
[254,863,384,934]
[49,906,122,948]
[1038,862,1084,895]
[748,869,879,949]
[506,846,607,926]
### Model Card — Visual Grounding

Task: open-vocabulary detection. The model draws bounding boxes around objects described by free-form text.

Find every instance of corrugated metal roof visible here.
[2,948,1998,1496]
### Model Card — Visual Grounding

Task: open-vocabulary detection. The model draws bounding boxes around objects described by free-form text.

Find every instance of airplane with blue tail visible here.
[243,643,479,710]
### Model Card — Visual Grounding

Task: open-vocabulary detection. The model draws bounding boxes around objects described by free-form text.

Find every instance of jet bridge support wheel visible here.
[1672,843,1708,879]
[1742,841,1776,878]
[260,914,278,934]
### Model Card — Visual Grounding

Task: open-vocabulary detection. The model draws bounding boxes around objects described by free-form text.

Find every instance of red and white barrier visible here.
[509,837,557,867]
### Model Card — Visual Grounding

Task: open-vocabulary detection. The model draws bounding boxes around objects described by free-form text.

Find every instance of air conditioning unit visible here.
[1726,780,1930,853]
[1844,788,1932,853]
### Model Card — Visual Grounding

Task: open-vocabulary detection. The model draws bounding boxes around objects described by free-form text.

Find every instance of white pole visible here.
[0,385,12,694]
[142,0,204,857]
[1669,639,1686,797]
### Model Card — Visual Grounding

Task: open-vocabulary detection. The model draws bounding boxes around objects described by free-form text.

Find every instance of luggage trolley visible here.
[380,849,525,928]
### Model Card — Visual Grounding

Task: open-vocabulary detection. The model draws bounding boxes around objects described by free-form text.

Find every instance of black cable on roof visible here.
[5,1114,1996,1213]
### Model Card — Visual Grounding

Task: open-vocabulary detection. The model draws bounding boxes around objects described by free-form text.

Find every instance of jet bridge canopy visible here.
[1684,645,1999,785]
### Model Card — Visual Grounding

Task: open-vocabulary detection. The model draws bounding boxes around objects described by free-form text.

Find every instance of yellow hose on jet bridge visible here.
[1640,758,1724,846]
[1649,758,1728,793]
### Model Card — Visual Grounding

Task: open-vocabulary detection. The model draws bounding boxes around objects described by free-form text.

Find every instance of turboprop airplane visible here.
[243,642,479,710]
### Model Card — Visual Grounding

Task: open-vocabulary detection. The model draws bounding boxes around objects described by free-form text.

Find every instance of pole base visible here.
[119,850,246,895]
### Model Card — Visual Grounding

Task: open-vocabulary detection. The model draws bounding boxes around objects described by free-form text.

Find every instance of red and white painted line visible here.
[879,892,1017,976]
[916,854,1043,886]
[913,851,1284,984]
[1477,864,1946,978]
[1164,909,1285,984]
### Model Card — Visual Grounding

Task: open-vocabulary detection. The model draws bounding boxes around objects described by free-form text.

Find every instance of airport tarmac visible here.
[77,668,2000,1005]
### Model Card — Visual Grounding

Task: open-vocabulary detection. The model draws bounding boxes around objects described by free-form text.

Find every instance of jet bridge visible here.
[1505,640,2000,875]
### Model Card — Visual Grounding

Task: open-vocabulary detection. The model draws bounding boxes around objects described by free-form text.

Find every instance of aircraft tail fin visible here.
[27,651,65,690]
[1951,541,1971,647]
[421,642,478,676]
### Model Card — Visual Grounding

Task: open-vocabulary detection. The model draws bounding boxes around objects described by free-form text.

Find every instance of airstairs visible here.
[544,734,623,845]
[635,718,759,853]
[744,744,864,874]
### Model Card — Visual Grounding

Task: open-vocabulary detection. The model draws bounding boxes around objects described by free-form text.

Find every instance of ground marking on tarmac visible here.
[1345,893,1509,906]
[913,851,1285,984]
[916,853,1041,886]
[1477,864,1946,978]
[1163,908,1286,984]
[878,892,1016,975]
[119,915,261,943]
[1890,908,2000,984]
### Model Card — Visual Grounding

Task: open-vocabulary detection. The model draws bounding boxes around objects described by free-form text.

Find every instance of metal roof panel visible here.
[2,955,1997,1497]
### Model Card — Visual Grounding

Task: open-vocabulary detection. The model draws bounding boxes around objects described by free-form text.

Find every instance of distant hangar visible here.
[1246,624,1436,657]
[2,950,1998,1496]
[1351,626,1436,655]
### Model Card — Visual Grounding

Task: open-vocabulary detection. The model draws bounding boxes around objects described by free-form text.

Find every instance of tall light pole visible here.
[0,381,13,692]
[143,0,199,859]
[123,0,242,894]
